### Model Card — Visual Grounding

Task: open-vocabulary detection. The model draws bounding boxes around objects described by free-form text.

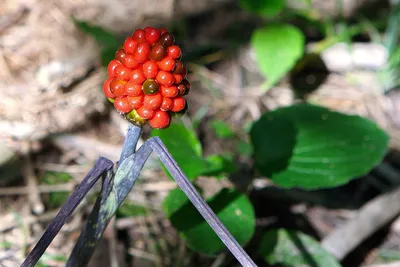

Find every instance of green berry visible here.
[142,79,160,94]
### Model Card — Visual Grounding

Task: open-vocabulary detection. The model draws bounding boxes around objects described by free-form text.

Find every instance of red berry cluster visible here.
[103,27,190,129]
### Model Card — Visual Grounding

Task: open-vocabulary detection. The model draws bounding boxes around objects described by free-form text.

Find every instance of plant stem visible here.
[147,137,257,267]
[21,157,114,267]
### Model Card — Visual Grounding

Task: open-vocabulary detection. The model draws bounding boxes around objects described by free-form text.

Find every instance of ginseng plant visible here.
[21,27,257,267]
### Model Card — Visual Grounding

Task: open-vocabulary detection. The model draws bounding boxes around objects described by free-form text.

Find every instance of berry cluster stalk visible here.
[22,123,257,267]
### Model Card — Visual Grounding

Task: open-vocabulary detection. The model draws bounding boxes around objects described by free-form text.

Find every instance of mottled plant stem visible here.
[21,157,114,267]
[67,125,146,266]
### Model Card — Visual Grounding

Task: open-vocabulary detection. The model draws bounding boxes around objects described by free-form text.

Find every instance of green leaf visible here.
[73,19,119,48]
[258,229,341,267]
[211,119,235,138]
[117,202,148,218]
[163,188,255,255]
[240,0,285,17]
[151,121,208,181]
[251,24,305,89]
[201,154,236,178]
[250,104,389,189]
[41,172,73,209]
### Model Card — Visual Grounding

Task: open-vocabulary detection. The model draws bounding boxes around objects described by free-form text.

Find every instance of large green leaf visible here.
[258,229,341,267]
[151,121,208,181]
[163,188,255,255]
[251,24,304,89]
[250,104,389,189]
[240,0,285,17]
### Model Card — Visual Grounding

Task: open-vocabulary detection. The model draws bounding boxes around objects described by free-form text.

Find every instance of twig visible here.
[23,154,45,214]
[20,157,114,267]
[322,186,400,260]
[0,183,74,195]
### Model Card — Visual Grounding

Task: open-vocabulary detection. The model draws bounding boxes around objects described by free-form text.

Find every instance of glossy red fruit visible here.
[172,61,183,74]
[127,95,144,109]
[115,65,132,81]
[143,26,153,32]
[115,49,126,63]
[180,66,187,78]
[173,74,183,84]
[145,28,161,44]
[160,97,173,111]
[107,59,121,77]
[156,71,174,87]
[149,43,166,61]
[149,110,170,129]
[160,85,178,98]
[133,42,151,62]
[109,79,126,96]
[142,79,159,94]
[132,29,146,42]
[167,45,181,59]
[158,57,175,72]
[137,105,155,119]
[159,28,168,35]
[123,54,140,69]
[159,32,175,47]
[171,96,186,112]
[177,84,188,95]
[123,37,138,54]
[142,61,159,79]
[130,69,146,85]
[103,78,115,98]
[125,81,143,96]
[114,97,132,113]
[143,92,163,110]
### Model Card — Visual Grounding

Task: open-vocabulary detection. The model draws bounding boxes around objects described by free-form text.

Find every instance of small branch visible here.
[322,186,400,260]
[23,154,45,214]
[118,124,142,167]
[20,157,113,267]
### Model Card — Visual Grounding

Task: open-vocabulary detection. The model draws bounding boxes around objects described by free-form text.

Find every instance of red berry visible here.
[123,54,140,69]
[130,69,146,84]
[180,66,187,78]
[137,105,155,119]
[143,92,163,110]
[107,59,121,77]
[142,79,159,94]
[149,43,166,61]
[103,78,115,98]
[171,96,186,112]
[132,29,146,42]
[159,28,168,35]
[123,37,138,54]
[142,61,159,79]
[115,49,126,63]
[149,110,170,129]
[114,97,133,113]
[143,26,153,32]
[173,61,183,74]
[156,71,174,87]
[145,28,161,44]
[134,42,151,62]
[109,78,126,96]
[177,84,188,95]
[160,85,178,98]
[159,32,175,47]
[160,97,173,111]
[125,81,143,96]
[167,45,181,59]
[127,95,144,109]
[173,74,183,84]
[115,65,132,81]
[158,57,175,71]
